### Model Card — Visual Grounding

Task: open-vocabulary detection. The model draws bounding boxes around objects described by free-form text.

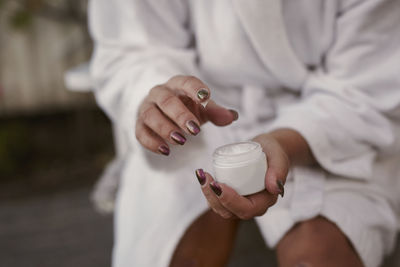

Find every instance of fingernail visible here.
[295,263,311,267]
[186,120,200,135]
[195,169,206,185]
[158,145,170,156]
[277,180,285,197]
[170,132,186,145]
[197,88,209,101]
[229,109,239,121]
[210,181,222,196]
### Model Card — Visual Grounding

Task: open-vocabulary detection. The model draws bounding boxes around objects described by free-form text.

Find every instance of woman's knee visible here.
[276,216,363,267]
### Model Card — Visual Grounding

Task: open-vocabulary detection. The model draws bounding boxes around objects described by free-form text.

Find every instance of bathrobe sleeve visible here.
[88,0,197,148]
[271,0,400,179]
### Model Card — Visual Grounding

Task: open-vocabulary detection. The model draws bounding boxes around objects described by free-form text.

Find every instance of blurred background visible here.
[0,1,399,267]
[0,1,114,266]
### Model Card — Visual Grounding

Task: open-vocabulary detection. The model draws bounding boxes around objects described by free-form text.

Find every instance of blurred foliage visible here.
[0,123,31,175]
[10,9,33,29]
[1,0,88,31]
[0,110,114,183]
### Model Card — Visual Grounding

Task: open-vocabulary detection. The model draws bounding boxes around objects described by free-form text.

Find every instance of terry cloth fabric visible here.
[88,0,400,266]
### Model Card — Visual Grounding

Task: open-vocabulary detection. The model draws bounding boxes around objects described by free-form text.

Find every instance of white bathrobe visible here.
[88,1,400,266]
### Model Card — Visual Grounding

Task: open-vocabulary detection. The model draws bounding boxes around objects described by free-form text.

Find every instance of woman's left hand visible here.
[195,133,292,220]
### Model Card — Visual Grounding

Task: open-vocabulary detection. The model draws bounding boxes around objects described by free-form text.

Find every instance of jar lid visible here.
[213,141,263,166]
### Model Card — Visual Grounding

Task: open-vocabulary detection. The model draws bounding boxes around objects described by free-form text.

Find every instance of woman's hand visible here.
[196,129,315,220]
[195,133,290,220]
[135,75,238,155]
[195,169,279,220]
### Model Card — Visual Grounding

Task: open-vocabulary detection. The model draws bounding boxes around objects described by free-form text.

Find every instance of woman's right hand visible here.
[135,75,238,155]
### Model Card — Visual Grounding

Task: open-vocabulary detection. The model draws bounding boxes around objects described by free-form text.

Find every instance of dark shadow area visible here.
[229,219,277,267]
[0,108,114,267]
[0,108,114,200]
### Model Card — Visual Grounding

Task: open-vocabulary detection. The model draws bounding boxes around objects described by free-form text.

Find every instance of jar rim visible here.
[212,141,263,166]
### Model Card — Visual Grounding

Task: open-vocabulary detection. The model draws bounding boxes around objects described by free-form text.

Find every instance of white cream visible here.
[212,141,267,195]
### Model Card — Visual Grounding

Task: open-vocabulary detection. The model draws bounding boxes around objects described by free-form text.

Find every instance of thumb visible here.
[260,140,289,197]
[204,100,239,126]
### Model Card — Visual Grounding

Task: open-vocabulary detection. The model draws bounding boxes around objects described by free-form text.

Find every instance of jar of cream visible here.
[212,141,267,195]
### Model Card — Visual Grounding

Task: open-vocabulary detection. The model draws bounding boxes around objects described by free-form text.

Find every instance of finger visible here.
[166,75,210,104]
[246,191,278,214]
[195,169,235,219]
[139,102,187,145]
[178,95,208,124]
[148,86,201,135]
[135,120,170,156]
[215,183,276,220]
[264,144,289,197]
[205,100,239,126]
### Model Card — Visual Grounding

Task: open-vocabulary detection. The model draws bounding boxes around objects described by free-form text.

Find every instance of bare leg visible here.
[276,216,364,267]
[169,210,239,267]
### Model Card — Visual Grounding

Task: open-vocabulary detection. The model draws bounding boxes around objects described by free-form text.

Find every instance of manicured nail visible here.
[170,132,186,145]
[158,145,170,156]
[210,181,222,196]
[197,88,209,101]
[277,180,285,197]
[229,109,239,121]
[195,169,206,185]
[186,120,200,135]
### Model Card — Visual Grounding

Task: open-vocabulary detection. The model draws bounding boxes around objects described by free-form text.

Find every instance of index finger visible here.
[216,183,277,220]
[166,75,210,104]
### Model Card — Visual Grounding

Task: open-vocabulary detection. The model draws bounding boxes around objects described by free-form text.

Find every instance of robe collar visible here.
[232,0,308,89]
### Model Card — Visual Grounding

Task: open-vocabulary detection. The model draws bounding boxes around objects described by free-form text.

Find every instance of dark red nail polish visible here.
[158,145,170,156]
[195,169,206,185]
[229,109,239,121]
[277,180,285,197]
[170,132,186,145]
[210,181,222,196]
[186,120,200,135]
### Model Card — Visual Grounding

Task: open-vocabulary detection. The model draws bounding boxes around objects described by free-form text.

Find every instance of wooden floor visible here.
[0,186,113,267]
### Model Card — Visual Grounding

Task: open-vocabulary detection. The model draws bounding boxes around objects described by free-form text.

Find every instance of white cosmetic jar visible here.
[212,141,267,195]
